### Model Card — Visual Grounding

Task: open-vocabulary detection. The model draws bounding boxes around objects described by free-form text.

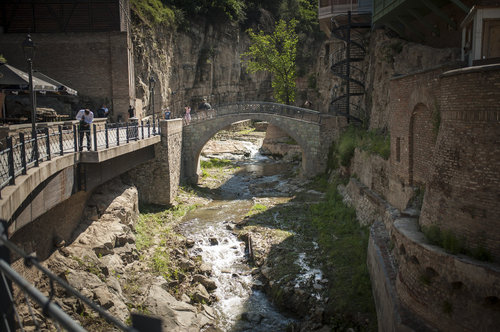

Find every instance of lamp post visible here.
[149,76,156,134]
[23,34,38,165]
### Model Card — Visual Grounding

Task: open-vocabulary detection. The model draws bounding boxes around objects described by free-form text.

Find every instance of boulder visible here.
[193,274,217,291]
[192,284,210,303]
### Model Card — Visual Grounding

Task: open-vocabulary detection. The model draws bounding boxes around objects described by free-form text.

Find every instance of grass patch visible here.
[246,203,268,216]
[337,126,390,166]
[236,128,255,135]
[200,158,233,169]
[308,176,376,328]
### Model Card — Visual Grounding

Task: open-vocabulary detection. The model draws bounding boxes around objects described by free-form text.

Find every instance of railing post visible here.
[147,121,151,137]
[20,133,27,175]
[116,125,120,146]
[45,127,51,161]
[58,125,64,156]
[0,220,16,332]
[93,124,97,151]
[7,137,15,185]
[126,122,130,143]
[105,124,109,148]
[33,130,39,167]
[141,120,144,140]
[73,125,78,152]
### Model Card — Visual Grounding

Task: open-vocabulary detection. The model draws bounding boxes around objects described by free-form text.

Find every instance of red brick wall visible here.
[420,66,500,262]
[0,32,134,120]
[410,103,435,185]
[389,67,448,188]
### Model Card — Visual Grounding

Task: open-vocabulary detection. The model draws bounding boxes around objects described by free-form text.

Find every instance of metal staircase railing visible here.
[329,11,371,123]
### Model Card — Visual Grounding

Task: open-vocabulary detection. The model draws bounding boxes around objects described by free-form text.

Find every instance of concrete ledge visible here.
[80,135,160,163]
[0,153,79,223]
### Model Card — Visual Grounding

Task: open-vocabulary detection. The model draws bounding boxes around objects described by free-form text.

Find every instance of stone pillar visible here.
[128,119,183,205]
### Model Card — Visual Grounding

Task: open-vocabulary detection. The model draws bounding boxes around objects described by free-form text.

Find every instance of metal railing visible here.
[0,220,162,332]
[0,121,161,198]
[188,102,322,125]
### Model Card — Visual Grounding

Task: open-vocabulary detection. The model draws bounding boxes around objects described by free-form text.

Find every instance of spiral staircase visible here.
[329,11,371,123]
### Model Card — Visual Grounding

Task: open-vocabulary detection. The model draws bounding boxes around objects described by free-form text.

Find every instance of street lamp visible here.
[149,76,156,134]
[23,34,38,165]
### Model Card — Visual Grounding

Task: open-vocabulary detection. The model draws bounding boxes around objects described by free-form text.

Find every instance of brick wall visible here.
[420,65,500,262]
[0,32,134,120]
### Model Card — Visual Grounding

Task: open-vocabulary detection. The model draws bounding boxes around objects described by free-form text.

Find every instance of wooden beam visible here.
[408,8,440,36]
[385,21,408,39]
[449,0,470,13]
[395,16,425,41]
[421,0,457,29]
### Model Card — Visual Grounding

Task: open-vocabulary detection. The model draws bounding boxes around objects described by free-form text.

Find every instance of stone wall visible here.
[127,119,182,205]
[419,65,500,262]
[182,113,325,182]
[344,178,500,332]
[349,149,390,200]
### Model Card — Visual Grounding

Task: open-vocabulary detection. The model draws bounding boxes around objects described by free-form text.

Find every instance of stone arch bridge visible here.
[182,102,345,182]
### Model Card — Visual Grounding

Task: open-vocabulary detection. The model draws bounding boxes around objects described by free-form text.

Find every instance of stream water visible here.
[179,139,298,331]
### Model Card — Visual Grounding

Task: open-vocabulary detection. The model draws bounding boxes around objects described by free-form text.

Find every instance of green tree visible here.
[242,19,298,104]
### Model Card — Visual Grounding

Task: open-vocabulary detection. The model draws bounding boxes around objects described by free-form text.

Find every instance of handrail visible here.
[188,101,322,125]
[0,121,160,198]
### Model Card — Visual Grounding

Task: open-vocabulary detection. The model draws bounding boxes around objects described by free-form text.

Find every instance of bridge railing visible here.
[0,220,161,331]
[188,101,322,124]
[0,121,161,198]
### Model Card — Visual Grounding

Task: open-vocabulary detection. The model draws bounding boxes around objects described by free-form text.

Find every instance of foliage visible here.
[163,0,246,23]
[337,126,390,167]
[246,203,268,216]
[422,225,492,261]
[130,0,175,27]
[0,54,6,63]
[200,158,233,169]
[242,19,298,104]
[309,176,375,326]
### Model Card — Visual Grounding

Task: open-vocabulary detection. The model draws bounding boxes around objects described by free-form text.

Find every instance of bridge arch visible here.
[182,103,324,183]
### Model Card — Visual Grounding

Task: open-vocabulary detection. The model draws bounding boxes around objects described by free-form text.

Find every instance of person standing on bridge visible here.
[184,106,191,125]
[76,108,94,151]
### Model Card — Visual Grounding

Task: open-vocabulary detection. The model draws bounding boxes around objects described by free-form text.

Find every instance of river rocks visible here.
[145,284,212,331]
[209,237,219,245]
[192,284,211,303]
[193,274,217,291]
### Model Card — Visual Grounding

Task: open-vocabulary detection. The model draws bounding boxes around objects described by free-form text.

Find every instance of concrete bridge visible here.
[183,102,344,182]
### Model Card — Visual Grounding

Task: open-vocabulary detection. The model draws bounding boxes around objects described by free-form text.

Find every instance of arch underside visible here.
[183,113,321,182]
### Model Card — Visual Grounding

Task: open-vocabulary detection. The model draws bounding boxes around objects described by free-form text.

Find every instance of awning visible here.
[0,64,77,95]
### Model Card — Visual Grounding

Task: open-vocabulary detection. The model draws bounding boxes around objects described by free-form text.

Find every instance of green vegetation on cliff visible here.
[242,19,299,104]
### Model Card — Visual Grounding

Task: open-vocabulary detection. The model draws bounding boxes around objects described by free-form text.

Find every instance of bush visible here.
[131,0,175,27]
[336,126,390,167]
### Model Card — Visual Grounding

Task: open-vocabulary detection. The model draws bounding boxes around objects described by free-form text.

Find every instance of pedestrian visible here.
[198,98,212,111]
[96,104,109,118]
[76,108,94,151]
[184,106,191,125]
[164,107,171,120]
[128,105,135,119]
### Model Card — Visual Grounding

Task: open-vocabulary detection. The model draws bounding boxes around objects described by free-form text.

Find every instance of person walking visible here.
[76,108,94,151]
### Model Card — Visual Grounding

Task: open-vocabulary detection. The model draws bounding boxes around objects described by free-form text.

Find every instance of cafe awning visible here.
[0,63,77,95]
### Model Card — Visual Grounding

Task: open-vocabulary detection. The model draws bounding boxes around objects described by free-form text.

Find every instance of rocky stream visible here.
[15,124,375,331]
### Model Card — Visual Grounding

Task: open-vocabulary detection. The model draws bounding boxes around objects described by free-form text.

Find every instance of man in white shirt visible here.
[76,108,94,151]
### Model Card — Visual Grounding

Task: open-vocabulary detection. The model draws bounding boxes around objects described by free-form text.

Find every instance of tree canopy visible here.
[242,19,298,105]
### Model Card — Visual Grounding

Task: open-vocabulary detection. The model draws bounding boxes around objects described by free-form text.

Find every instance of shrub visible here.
[336,126,390,167]
[131,0,175,27]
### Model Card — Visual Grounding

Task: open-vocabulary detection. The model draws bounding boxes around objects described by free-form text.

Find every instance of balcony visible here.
[319,0,372,35]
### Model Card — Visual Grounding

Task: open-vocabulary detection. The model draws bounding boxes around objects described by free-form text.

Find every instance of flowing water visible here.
[179,140,298,331]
